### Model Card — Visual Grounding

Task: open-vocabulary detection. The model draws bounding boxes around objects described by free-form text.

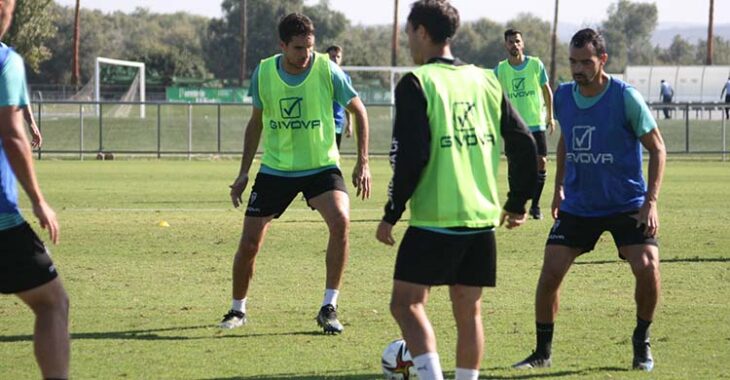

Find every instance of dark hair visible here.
[326,45,342,54]
[407,0,459,44]
[278,13,315,44]
[570,28,607,56]
[504,28,522,41]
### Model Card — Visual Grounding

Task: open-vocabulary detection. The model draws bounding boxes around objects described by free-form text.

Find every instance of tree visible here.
[657,35,696,65]
[4,0,57,73]
[601,0,658,73]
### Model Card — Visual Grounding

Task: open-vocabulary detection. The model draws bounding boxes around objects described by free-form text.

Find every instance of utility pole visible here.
[391,0,399,67]
[706,0,714,65]
[239,0,248,86]
[72,0,81,86]
[549,0,559,89]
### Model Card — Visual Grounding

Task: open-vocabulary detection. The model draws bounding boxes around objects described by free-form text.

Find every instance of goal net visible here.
[95,57,146,118]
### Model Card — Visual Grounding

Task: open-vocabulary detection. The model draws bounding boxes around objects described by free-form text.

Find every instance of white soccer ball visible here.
[381,339,418,380]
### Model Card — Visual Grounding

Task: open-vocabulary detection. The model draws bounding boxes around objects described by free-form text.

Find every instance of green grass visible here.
[0,158,729,379]
[34,103,730,157]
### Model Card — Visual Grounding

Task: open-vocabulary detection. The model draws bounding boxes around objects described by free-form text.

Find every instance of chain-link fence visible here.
[31,100,729,160]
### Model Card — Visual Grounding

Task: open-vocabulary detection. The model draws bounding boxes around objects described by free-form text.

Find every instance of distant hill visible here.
[556,22,730,47]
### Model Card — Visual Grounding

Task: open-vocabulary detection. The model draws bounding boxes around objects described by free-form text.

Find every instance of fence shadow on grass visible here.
[574,256,730,266]
[480,366,628,379]
[0,324,326,343]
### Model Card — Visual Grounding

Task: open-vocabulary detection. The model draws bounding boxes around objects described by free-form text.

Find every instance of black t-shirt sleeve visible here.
[500,94,538,214]
[382,73,430,225]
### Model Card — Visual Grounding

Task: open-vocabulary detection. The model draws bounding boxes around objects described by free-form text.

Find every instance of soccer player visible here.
[220,13,371,335]
[376,1,537,379]
[513,28,666,372]
[326,45,352,149]
[495,29,555,220]
[0,0,70,378]
[659,79,674,119]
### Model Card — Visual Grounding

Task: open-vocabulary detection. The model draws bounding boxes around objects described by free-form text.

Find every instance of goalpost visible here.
[95,57,146,118]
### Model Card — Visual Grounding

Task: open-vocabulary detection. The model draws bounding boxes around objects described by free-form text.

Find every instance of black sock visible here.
[532,170,547,209]
[536,322,554,357]
[633,316,652,342]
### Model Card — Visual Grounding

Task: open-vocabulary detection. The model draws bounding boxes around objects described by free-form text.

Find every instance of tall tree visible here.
[601,0,658,73]
[71,0,80,86]
[3,0,57,73]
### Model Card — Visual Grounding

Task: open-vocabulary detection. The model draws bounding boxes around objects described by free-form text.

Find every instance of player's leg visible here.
[391,280,443,380]
[530,131,548,220]
[449,285,483,379]
[306,169,350,333]
[620,244,660,371]
[515,212,594,369]
[16,278,70,380]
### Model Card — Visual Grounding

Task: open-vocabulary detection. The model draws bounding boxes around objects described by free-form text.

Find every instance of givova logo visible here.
[279,97,303,119]
[567,125,614,164]
[453,102,477,131]
[512,78,526,92]
[571,126,595,151]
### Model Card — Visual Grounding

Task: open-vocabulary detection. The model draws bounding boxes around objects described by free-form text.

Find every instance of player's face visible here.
[504,34,524,57]
[280,34,315,72]
[0,0,16,39]
[406,22,425,65]
[328,50,342,65]
[569,44,607,86]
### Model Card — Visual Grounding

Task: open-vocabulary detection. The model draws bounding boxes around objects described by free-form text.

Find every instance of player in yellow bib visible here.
[495,29,555,220]
[376,2,537,379]
[220,13,371,334]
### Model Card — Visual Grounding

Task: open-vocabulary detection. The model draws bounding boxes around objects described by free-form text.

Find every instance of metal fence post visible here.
[187,103,192,160]
[157,103,162,159]
[723,115,727,162]
[99,103,104,153]
[217,104,221,154]
[37,102,42,160]
[685,103,690,153]
[79,104,84,160]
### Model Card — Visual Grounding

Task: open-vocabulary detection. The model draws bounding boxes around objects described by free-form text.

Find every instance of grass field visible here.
[34,103,730,157]
[1,157,729,379]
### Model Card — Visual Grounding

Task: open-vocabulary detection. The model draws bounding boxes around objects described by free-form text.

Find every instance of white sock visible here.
[412,352,444,380]
[455,367,479,380]
[322,289,339,307]
[231,298,247,314]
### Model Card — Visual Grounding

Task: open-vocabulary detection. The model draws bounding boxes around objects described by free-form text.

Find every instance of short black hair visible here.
[278,13,315,44]
[504,28,522,41]
[407,0,460,44]
[326,45,342,54]
[570,28,607,56]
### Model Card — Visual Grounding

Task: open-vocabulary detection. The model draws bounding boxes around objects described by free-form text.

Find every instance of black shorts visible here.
[532,131,547,157]
[245,168,347,218]
[0,223,58,294]
[546,210,658,257]
[335,133,343,148]
[394,227,497,287]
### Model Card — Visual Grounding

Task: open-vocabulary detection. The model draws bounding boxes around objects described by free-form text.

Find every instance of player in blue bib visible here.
[0,1,69,378]
[514,28,667,372]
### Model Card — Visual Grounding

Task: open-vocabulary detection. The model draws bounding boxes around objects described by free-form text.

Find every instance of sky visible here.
[53,0,728,27]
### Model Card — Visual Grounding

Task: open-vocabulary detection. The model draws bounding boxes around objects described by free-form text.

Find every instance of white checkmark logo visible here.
[573,126,595,151]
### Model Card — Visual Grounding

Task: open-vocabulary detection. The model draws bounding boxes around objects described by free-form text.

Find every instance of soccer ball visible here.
[381,339,418,380]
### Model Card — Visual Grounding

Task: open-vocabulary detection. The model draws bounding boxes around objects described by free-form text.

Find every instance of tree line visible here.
[5,0,730,87]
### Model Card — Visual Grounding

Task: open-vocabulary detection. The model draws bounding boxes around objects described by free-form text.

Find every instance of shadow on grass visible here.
[575,256,730,265]
[0,324,330,343]
[196,366,629,380]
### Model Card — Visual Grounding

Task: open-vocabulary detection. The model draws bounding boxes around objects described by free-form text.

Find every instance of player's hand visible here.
[500,210,526,229]
[352,161,371,200]
[33,200,59,244]
[376,220,396,246]
[30,124,42,148]
[551,188,564,220]
[229,173,249,208]
[635,200,659,237]
[345,124,352,138]
[546,118,556,135]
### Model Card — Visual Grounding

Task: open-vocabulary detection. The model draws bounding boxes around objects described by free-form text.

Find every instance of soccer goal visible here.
[95,57,146,118]
[341,65,415,105]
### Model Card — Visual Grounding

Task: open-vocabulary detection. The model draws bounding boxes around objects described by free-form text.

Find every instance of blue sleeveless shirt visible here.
[555,77,646,217]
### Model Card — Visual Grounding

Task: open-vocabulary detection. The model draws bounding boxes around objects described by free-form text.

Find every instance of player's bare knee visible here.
[236,236,262,258]
[327,213,349,238]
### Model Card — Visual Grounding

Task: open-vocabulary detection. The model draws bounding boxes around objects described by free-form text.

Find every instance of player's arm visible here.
[345,97,371,200]
[541,83,555,134]
[0,105,58,243]
[499,94,538,229]
[552,134,566,220]
[22,103,42,148]
[230,107,263,208]
[376,73,430,245]
[639,128,666,237]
